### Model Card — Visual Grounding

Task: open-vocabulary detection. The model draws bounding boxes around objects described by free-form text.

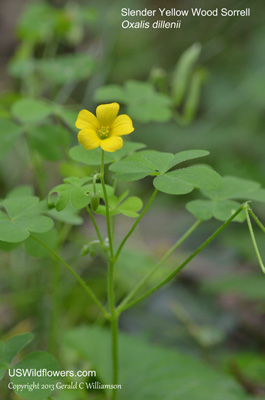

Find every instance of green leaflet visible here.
[95,80,173,123]
[48,177,113,211]
[109,149,211,185]
[69,141,146,166]
[37,53,96,85]
[11,99,53,124]
[0,196,54,243]
[65,326,249,400]
[186,176,265,222]
[154,166,222,195]
[96,191,143,218]
[186,199,245,222]
[11,352,60,400]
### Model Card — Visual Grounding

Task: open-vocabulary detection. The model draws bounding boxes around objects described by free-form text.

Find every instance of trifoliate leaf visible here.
[5,333,34,365]
[37,53,96,85]
[154,166,223,195]
[186,199,245,222]
[69,141,146,166]
[96,194,143,218]
[0,332,34,381]
[204,176,261,201]
[186,176,265,222]
[95,80,173,123]
[0,196,54,243]
[12,99,53,124]
[11,352,60,400]
[48,177,113,211]
[69,146,114,166]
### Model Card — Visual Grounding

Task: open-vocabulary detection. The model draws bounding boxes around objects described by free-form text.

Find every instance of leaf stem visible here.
[245,208,265,274]
[86,206,105,248]
[115,188,158,261]
[118,205,245,313]
[30,234,110,318]
[108,258,119,399]
[100,150,114,259]
[248,208,265,234]
[117,219,201,312]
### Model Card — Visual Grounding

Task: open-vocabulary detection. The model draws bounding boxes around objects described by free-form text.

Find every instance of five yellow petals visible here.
[75,103,134,152]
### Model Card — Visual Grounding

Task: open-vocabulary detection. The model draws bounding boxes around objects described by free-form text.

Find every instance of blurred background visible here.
[0,0,265,399]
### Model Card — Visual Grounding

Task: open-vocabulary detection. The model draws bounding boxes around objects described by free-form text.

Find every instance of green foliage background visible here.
[0,0,265,399]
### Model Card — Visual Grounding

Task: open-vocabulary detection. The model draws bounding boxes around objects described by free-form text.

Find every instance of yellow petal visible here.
[100,137,123,152]
[75,110,99,130]
[78,129,100,150]
[111,114,134,136]
[96,103,119,127]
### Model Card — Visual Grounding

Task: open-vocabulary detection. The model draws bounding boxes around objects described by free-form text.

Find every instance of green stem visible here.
[119,205,245,313]
[30,234,109,318]
[115,188,158,261]
[86,206,105,248]
[248,208,265,234]
[100,150,114,258]
[100,150,119,394]
[117,219,201,312]
[245,208,265,274]
[49,258,60,354]
[108,259,119,398]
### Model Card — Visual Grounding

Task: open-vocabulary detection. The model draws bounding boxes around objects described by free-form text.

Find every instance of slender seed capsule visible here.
[90,192,100,212]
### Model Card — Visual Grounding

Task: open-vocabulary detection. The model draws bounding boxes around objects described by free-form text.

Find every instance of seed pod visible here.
[90,192,100,212]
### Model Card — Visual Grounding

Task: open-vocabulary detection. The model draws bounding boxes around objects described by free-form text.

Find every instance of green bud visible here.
[80,240,100,258]
[90,192,100,212]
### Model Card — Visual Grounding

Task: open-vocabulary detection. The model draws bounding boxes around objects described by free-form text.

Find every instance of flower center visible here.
[97,126,110,140]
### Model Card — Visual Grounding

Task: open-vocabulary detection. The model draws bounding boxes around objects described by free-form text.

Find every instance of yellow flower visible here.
[75,103,134,152]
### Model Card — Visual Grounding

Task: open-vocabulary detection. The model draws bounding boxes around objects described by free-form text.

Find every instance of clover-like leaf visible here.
[109,149,211,181]
[142,149,209,174]
[37,53,96,85]
[46,203,83,225]
[0,196,54,243]
[96,191,143,218]
[5,333,34,365]
[186,176,265,222]
[154,166,223,195]
[186,199,245,222]
[204,176,261,201]
[109,160,155,181]
[0,117,22,160]
[69,146,115,166]
[95,80,173,123]
[11,351,60,400]
[48,177,113,211]
[69,141,146,166]
[0,333,34,381]
[12,99,53,124]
